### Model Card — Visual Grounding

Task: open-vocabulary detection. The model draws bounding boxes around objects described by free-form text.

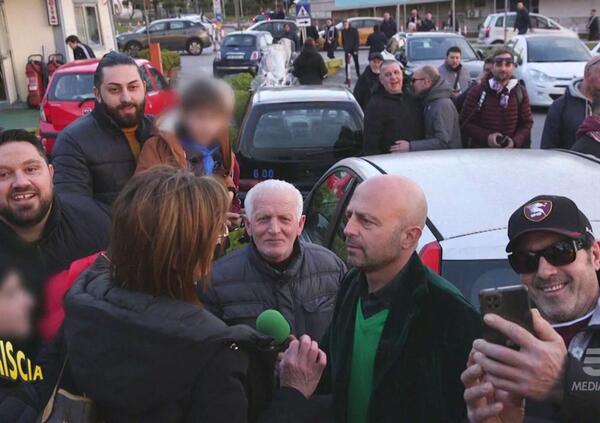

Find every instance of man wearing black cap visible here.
[353,52,383,111]
[462,195,600,422]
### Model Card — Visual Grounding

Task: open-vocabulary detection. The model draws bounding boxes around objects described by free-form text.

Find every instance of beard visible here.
[0,187,53,228]
[100,96,146,128]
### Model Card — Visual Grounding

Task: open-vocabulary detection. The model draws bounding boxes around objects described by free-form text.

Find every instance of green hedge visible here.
[226,73,254,146]
[138,48,181,72]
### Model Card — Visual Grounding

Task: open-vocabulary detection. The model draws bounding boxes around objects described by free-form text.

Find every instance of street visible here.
[180,46,547,149]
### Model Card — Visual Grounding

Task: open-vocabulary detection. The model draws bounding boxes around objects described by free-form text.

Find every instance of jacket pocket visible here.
[300,296,336,342]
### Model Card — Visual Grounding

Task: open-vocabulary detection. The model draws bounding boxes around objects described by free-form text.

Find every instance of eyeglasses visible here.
[494,58,515,66]
[410,78,426,84]
[508,238,587,274]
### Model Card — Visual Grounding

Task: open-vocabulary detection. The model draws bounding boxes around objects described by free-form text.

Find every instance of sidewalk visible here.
[0,103,39,132]
[321,49,369,90]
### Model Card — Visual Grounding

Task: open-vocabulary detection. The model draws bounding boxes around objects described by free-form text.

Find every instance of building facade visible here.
[0,0,117,104]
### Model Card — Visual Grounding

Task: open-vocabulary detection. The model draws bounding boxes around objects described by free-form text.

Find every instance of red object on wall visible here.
[26,54,45,108]
[149,42,163,74]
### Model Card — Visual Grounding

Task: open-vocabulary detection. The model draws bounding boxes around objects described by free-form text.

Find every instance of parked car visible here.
[508,34,592,106]
[301,150,600,307]
[182,14,215,39]
[38,58,177,154]
[477,12,575,46]
[116,18,211,56]
[235,86,364,194]
[318,17,383,48]
[247,19,299,42]
[382,32,484,80]
[213,31,273,77]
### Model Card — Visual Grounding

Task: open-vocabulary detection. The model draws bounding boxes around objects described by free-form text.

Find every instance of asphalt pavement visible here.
[181,46,546,149]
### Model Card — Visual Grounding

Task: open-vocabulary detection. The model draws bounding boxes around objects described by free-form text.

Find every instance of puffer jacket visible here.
[292,46,328,85]
[541,79,592,150]
[51,103,154,212]
[410,77,461,151]
[201,241,346,342]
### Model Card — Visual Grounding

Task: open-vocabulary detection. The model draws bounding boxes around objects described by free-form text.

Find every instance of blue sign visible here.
[295,2,311,18]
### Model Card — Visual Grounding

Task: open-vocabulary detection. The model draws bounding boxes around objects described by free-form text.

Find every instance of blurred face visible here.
[0,272,35,339]
[246,192,305,264]
[384,13,390,21]
[426,13,432,20]
[516,232,600,323]
[380,63,403,94]
[285,24,291,32]
[0,142,53,229]
[67,41,77,50]
[483,62,494,74]
[447,52,461,69]
[584,64,600,99]
[95,64,146,128]
[369,58,383,74]
[326,19,332,26]
[492,54,515,82]
[411,70,432,95]
[517,2,524,10]
[411,9,417,17]
[343,21,349,30]
[182,108,228,146]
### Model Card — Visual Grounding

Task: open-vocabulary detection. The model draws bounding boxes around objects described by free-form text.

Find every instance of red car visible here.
[39,58,176,154]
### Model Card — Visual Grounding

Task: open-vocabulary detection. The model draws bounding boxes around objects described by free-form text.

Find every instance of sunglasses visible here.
[508,238,586,274]
[494,58,515,66]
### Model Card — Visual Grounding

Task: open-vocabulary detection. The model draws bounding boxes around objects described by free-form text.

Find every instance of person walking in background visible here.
[514,2,532,34]
[282,23,300,51]
[407,9,420,29]
[275,5,285,20]
[323,19,338,59]
[65,35,95,60]
[293,38,329,85]
[380,12,397,39]
[419,12,436,32]
[366,25,387,56]
[438,46,471,97]
[542,55,600,150]
[342,19,360,85]
[353,52,383,111]
[392,65,460,152]
[587,9,599,41]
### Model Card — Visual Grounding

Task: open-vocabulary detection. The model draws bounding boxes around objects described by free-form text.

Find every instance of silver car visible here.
[301,150,600,307]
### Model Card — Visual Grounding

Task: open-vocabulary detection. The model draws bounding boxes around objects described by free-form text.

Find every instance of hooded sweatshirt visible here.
[541,79,592,150]
[410,78,461,151]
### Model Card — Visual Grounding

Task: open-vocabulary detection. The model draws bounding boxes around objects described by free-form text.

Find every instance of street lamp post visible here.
[503,0,508,43]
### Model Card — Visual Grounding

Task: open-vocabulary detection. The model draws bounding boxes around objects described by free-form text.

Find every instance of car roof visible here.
[53,58,150,74]
[398,31,467,39]
[251,19,296,25]
[487,12,544,17]
[333,150,600,240]
[226,30,265,37]
[514,33,579,40]
[252,85,355,105]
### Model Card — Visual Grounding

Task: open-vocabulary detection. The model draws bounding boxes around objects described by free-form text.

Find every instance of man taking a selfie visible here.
[462,195,600,422]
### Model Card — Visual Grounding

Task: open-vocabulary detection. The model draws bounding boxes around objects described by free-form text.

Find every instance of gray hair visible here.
[244,179,304,221]
[417,65,440,82]
[380,60,402,72]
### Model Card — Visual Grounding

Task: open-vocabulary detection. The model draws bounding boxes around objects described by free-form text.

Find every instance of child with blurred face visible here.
[0,259,35,341]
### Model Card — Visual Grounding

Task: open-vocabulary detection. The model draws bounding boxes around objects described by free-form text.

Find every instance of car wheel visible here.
[187,38,204,55]
[125,41,143,57]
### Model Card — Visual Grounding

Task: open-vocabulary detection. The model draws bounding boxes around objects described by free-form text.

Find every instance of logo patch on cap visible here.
[524,200,553,222]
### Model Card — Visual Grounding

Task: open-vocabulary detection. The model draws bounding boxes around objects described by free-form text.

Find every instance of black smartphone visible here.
[479,285,534,349]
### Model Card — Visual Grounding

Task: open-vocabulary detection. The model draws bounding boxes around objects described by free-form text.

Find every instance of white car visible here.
[477,12,575,46]
[592,42,600,55]
[508,35,592,106]
[301,150,600,307]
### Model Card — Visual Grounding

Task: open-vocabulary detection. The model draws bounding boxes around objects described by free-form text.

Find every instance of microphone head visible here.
[255,309,291,345]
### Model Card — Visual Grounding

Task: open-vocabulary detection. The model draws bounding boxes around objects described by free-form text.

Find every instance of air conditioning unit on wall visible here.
[466,9,481,19]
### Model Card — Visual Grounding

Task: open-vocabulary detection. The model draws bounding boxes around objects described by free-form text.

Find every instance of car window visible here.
[495,17,503,27]
[258,22,273,32]
[304,169,355,252]
[140,68,155,93]
[531,16,550,29]
[48,73,94,101]
[169,21,186,30]
[272,22,287,35]
[223,34,256,47]
[483,16,492,27]
[259,35,268,49]
[364,19,380,29]
[149,67,168,90]
[407,36,477,61]
[526,37,591,62]
[149,22,167,32]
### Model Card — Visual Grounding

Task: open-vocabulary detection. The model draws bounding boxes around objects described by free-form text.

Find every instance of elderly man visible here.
[353,52,383,111]
[363,60,424,155]
[391,65,460,152]
[316,175,482,423]
[201,179,346,341]
[439,46,471,96]
[542,55,600,150]
[462,195,600,422]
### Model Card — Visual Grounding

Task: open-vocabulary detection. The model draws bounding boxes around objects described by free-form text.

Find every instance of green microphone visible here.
[255,309,291,346]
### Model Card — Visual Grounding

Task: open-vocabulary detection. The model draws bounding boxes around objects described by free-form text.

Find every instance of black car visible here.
[235,86,364,194]
[213,31,273,77]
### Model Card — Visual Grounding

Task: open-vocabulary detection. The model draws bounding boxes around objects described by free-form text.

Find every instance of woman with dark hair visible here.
[292,38,328,85]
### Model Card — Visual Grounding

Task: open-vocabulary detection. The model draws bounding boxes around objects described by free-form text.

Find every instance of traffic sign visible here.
[295,2,311,27]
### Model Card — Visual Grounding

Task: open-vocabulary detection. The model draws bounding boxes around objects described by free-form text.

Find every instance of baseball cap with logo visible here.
[506,195,595,252]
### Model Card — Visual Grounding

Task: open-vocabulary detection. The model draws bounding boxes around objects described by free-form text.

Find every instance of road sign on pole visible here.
[295,2,311,27]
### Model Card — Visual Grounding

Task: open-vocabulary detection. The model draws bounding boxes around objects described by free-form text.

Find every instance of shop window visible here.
[74,4,102,46]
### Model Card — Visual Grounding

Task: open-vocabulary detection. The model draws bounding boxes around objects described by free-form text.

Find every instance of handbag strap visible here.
[40,356,69,423]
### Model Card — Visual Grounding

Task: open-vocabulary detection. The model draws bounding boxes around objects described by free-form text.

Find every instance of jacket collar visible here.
[444,62,462,73]
[248,239,304,281]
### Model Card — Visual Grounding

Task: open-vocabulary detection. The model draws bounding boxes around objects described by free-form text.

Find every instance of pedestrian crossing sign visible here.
[295,2,311,27]
[296,5,310,18]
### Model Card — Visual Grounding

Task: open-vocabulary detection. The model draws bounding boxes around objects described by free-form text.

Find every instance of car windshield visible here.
[251,105,362,151]
[48,73,94,101]
[223,35,255,47]
[527,37,591,63]
[407,36,477,61]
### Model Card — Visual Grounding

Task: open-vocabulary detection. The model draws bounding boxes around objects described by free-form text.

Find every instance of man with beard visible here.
[52,51,153,212]
[0,129,110,353]
[438,46,471,97]
[460,49,533,148]
[353,52,383,111]
[316,175,481,423]
[462,196,600,422]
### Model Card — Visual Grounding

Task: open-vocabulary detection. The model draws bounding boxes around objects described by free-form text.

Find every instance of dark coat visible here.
[318,254,483,423]
[201,241,346,342]
[363,86,425,154]
[323,25,339,48]
[380,19,397,39]
[460,77,533,148]
[419,18,436,32]
[588,15,599,40]
[541,80,590,150]
[353,65,380,110]
[293,46,329,85]
[341,27,359,52]
[72,43,95,60]
[366,31,387,55]
[51,103,154,212]
[514,8,532,34]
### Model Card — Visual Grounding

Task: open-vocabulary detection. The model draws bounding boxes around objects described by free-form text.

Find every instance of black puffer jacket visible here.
[201,241,346,342]
[292,46,328,85]
[51,103,154,212]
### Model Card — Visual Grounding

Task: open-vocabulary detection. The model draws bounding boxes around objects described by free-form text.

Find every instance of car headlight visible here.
[528,68,556,85]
